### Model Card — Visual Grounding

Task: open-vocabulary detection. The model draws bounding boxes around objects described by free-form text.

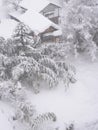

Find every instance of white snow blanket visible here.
[0,20,17,38]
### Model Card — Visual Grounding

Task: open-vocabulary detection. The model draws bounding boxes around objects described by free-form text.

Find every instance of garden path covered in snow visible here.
[26,57,98,127]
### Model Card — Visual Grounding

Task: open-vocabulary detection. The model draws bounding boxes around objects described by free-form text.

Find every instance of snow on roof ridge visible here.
[20,0,50,12]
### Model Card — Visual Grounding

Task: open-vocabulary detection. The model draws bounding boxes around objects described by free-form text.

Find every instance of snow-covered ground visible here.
[26,57,98,128]
[0,102,14,130]
[0,101,28,130]
[0,57,98,130]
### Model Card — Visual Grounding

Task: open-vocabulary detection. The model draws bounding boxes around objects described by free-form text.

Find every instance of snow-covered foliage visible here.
[0,80,36,129]
[0,81,24,101]
[0,23,76,95]
[13,22,34,46]
[30,112,57,130]
[40,43,76,87]
[0,31,59,129]
[1,23,77,93]
[61,0,98,61]
[13,101,36,123]
[0,18,76,130]
[41,43,72,60]
[10,51,76,93]
[65,123,74,130]
[0,79,57,130]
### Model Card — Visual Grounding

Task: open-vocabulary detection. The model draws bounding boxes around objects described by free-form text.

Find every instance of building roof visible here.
[49,0,62,7]
[20,0,50,12]
[20,0,62,12]
[40,3,60,13]
[14,10,60,33]
[0,19,17,38]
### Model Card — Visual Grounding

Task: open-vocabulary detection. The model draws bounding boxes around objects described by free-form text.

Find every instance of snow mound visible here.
[0,19,17,38]
[0,108,13,130]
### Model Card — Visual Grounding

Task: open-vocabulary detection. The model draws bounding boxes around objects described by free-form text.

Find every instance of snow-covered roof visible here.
[9,10,24,19]
[0,20,17,38]
[14,10,60,33]
[20,0,50,12]
[20,0,62,12]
